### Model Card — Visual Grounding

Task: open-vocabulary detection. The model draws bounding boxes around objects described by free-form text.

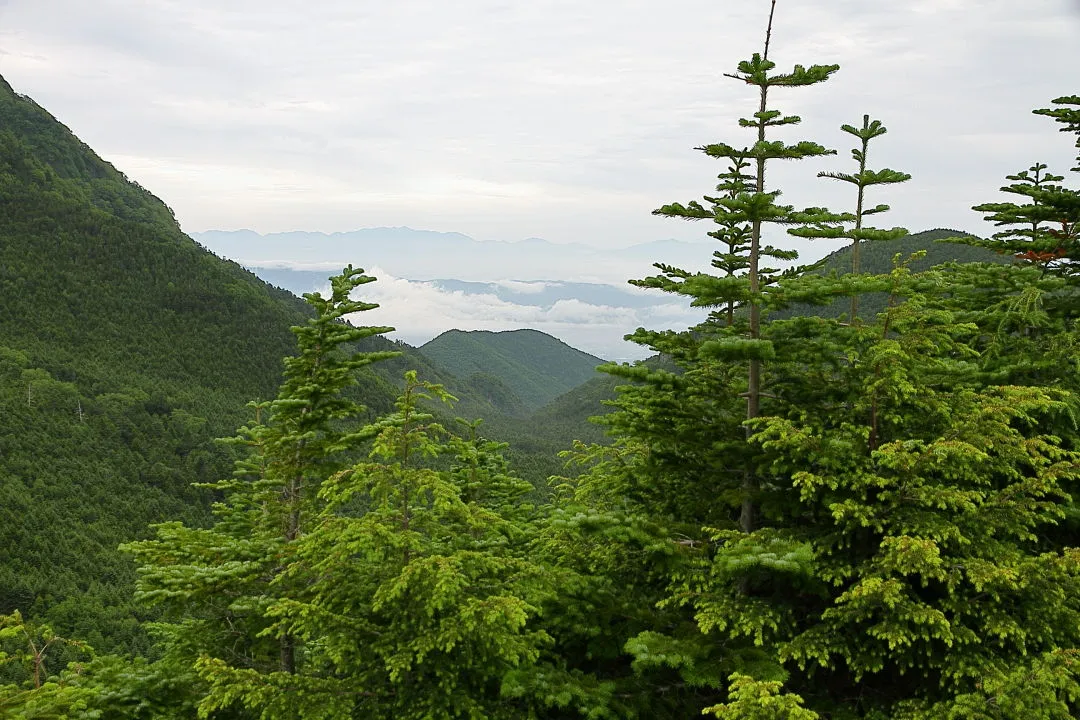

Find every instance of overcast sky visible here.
[1,0,1077,252]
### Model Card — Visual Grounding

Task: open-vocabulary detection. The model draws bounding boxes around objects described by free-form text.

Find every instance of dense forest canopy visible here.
[2,3,1080,718]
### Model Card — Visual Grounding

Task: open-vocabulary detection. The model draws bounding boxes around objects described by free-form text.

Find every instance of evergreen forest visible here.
[2,4,1080,718]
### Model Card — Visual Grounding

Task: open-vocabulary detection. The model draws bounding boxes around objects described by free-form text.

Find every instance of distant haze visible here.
[192,226,759,283]
[195,227,729,360]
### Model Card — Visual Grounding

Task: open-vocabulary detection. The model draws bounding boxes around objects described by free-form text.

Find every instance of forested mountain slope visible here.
[0,72,620,654]
[776,228,1009,319]
[420,328,604,412]
[0,75,333,427]
[0,74,411,653]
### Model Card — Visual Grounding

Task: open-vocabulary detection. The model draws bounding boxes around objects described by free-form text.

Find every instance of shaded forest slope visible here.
[0,74,410,652]
[420,328,604,412]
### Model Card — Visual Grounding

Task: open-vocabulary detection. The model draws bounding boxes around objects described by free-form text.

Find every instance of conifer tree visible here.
[946,94,1080,550]
[126,273,554,718]
[565,1,861,712]
[965,162,1076,273]
[732,264,1080,715]
[122,266,400,709]
[942,97,1080,429]
[0,610,94,718]
[641,92,1080,714]
[590,10,1080,720]
[193,372,553,719]
[795,114,911,320]
[620,0,844,537]
[961,97,1080,281]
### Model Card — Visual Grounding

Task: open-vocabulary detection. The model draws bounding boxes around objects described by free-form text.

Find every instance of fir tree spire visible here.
[797,114,911,320]
[636,0,843,534]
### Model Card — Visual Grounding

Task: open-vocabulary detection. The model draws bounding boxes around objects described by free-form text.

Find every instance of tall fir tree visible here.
[619,0,844,537]
[121,266,400,713]
[586,9,1080,720]
[191,372,554,719]
[558,1,864,713]
[960,96,1080,281]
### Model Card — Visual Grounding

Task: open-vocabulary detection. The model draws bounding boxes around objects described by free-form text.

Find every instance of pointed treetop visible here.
[1034,95,1080,171]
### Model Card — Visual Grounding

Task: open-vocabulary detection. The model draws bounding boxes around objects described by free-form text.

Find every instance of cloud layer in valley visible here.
[245,259,708,361]
[350,270,705,361]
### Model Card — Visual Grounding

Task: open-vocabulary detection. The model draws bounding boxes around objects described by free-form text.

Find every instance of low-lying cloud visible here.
[305,267,706,361]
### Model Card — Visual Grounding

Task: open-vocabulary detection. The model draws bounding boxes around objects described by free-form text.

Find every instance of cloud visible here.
[0,0,1075,252]
[493,280,548,294]
[340,267,706,361]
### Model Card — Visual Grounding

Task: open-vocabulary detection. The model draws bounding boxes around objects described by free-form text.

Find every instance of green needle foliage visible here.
[122,273,554,719]
[0,610,94,717]
[705,673,820,719]
[225,372,552,720]
[5,8,1080,720]
[619,0,845,540]
[966,162,1076,274]
[799,114,911,321]
[121,267,401,713]
[1036,95,1080,172]
[961,97,1080,280]
[741,282,1080,714]
[584,10,1080,720]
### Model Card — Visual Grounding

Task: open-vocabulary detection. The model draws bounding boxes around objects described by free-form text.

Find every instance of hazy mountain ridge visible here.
[248,269,668,312]
[193,226,716,285]
[241,263,708,361]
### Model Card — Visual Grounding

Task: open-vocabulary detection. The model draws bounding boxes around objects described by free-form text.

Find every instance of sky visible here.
[1,0,1077,249]
[1,1,1078,357]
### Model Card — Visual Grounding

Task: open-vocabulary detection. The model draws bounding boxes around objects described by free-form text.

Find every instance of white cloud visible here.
[342,268,705,360]
[493,280,548,294]
[0,0,1074,250]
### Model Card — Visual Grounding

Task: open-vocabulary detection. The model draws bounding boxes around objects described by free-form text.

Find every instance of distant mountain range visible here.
[192,227,717,285]
[240,266,694,360]
[192,227,722,361]
[234,264,706,361]
[249,269,669,312]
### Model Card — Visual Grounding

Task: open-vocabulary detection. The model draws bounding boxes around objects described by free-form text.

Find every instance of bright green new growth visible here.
[0,610,95,717]
[704,673,819,719]
[121,270,554,719]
